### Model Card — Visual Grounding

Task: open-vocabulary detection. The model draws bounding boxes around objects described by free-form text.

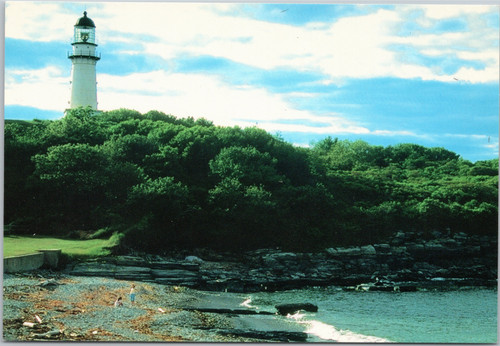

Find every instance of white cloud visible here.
[98,69,376,136]
[419,5,497,20]
[163,4,497,83]
[5,2,75,42]
[6,2,498,84]
[453,65,500,84]
[4,1,498,146]
[257,122,370,136]
[5,66,70,111]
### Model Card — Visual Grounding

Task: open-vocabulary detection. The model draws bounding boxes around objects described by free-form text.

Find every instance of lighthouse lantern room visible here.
[68,11,100,110]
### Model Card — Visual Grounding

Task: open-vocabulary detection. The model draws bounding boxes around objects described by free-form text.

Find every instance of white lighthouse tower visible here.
[68,11,100,110]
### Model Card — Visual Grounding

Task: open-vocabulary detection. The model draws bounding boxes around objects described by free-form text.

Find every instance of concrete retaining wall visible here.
[4,249,62,273]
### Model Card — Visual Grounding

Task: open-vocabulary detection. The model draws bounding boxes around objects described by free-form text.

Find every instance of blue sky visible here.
[4,2,499,162]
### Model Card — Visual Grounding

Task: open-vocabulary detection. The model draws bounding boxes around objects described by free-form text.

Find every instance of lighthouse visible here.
[68,11,100,110]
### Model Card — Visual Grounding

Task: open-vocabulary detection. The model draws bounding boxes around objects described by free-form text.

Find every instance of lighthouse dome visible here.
[75,11,95,27]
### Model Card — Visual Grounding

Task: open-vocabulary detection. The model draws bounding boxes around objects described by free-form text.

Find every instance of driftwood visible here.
[32,329,61,339]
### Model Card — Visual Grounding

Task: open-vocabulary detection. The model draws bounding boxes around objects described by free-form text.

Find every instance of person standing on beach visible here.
[130,284,136,304]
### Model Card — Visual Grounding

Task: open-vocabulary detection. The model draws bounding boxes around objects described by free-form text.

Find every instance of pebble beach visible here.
[2,271,306,342]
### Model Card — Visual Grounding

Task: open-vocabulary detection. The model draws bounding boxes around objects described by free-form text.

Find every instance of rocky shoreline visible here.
[3,231,497,342]
[67,231,497,292]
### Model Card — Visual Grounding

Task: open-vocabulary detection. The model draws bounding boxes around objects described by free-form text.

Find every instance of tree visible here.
[125,176,192,250]
[45,107,106,146]
[102,134,158,165]
[209,146,283,189]
[4,109,497,251]
[207,178,277,250]
[4,120,50,230]
[32,143,110,231]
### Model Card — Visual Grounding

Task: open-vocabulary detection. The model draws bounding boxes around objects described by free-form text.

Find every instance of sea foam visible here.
[303,320,391,343]
[286,313,391,343]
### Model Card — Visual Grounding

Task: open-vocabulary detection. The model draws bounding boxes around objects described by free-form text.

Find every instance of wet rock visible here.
[184,307,273,315]
[217,329,308,342]
[275,303,318,315]
[397,284,417,292]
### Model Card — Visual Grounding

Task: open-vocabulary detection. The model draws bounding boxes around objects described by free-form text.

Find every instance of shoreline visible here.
[3,232,497,341]
[3,270,497,342]
[3,271,308,342]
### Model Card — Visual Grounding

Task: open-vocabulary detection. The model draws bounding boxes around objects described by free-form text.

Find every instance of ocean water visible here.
[243,287,497,343]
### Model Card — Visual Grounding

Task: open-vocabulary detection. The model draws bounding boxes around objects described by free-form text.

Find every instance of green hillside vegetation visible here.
[4,107,498,253]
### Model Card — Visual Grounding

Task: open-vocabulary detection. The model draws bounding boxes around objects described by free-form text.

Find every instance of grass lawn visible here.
[3,233,122,259]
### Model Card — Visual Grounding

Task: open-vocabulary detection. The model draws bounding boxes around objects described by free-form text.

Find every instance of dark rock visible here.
[154,278,199,287]
[149,261,199,271]
[151,269,199,278]
[114,266,152,280]
[275,303,318,315]
[360,245,377,256]
[70,263,116,277]
[184,256,204,264]
[336,247,361,256]
[332,274,372,286]
[397,285,417,292]
[114,256,147,267]
[373,244,391,253]
[64,232,497,293]
[184,307,273,315]
[217,329,308,342]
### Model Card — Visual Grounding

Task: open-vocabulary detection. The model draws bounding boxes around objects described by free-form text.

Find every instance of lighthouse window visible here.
[74,27,95,44]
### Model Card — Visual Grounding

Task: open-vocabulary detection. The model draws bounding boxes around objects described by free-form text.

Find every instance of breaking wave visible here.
[287,312,391,343]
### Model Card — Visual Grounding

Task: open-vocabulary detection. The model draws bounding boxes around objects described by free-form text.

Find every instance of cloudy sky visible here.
[4,1,499,162]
